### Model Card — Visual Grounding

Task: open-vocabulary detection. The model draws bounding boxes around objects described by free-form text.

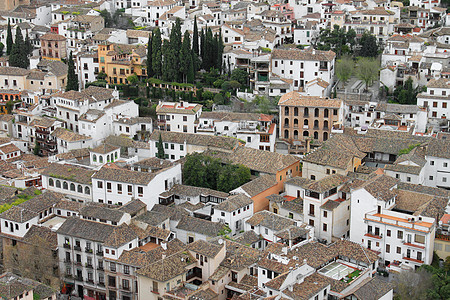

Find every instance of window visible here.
[323,211,327,218]
[387,230,391,237]
[397,230,403,239]
[397,246,401,254]
[309,219,314,226]
[414,234,425,244]
[107,182,112,191]
[386,244,390,253]
[431,161,435,166]
[323,223,327,232]
[429,176,434,180]
[98,181,103,189]
[122,279,130,291]
[138,186,143,196]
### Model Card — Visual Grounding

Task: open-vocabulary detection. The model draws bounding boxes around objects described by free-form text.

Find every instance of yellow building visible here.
[98,43,147,85]
[435,214,450,260]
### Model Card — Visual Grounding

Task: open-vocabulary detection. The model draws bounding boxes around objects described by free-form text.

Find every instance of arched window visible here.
[294,119,298,127]
[85,187,90,195]
[70,183,75,191]
[78,185,82,193]
[304,107,309,116]
[284,118,289,127]
[294,130,298,139]
[107,155,110,162]
[304,119,308,126]
[63,181,68,190]
[49,178,54,186]
[324,120,329,129]
[314,120,319,128]
[115,152,118,159]
[284,130,289,139]
[303,131,309,137]
[314,131,319,139]
[314,108,319,117]
[56,180,61,188]
[284,107,289,115]
[93,154,97,162]
[294,107,298,116]
[324,108,329,118]
[323,132,329,141]
[99,156,103,163]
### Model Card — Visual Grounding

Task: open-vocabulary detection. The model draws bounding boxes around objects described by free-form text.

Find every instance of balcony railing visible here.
[74,245,81,251]
[63,243,71,249]
[85,248,93,254]
[96,250,104,256]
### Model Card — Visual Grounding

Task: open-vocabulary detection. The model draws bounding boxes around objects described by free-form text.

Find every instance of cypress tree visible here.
[157,134,165,159]
[25,34,32,55]
[200,28,205,69]
[169,18,182,81]
[187,56,195,84]
[193,16,199,56]
[146,33,153,77]
[66,51,79,91]
[6,20,12,56]
[217,31,224,72]
[180,30,192,82]
[9,29,28,69]
[151,28,162,78]
[205,28,214,71]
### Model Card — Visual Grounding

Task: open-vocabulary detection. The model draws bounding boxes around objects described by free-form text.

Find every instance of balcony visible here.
[85,279,95,284]
[364,232,382,239]
[64,258,71,263]
[98,282,105,287]
[75,261,82,266]
[85,248,93,254]
[96,250,104,256]
[74,245,82,251]
[86,264,93,269]
[402,241,425,249]
[403,255,424,264]
[63,243,71,249]
[75,276,83,282]
[97,265,104,271]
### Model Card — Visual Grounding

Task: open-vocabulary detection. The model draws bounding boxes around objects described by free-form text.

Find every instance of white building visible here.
[156,101,202,133]
[211,194,253,235]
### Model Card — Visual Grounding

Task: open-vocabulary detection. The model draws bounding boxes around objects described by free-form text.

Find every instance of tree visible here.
[217,164,251,192]
[213,93,225,105]
[151,28,162,78]
[231,68,248,86]
[335,56,354,88]
[192,16,200,72]
[127,74,139,85]
[9,28,29,69]
[187,56,195,83]
[66,51,79,91]
[356,57,379,92]
[146,34,153,77]
[166,18,182,81]
[393,77,421,105]
[5,99,13,114]
[182,153,208,187]
[33,141,40,156]
[316,25,355,57]
[359,32,379,57]
[100,10,113,27]
[25,34,32,55]
[393,268,433,300]
[6,20,12,56]
[157,134,165,159]
[0,42,4,57]
[180,30,192,82]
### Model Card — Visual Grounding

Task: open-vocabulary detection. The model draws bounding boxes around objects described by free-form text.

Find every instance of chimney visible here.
[161,242,167,250]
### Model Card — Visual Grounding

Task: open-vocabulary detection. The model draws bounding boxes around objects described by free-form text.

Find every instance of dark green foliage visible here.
[6,100,13,114]
[151,28,163,78]
[157,134,165,159]
[6,20,12,56]
[146,34,153,77]
[163,18,182,82]
[315,25,356,57]
[182,153,251,192]
[231,68,249,86]
[25,34,33,55]
[180,30,192,83]
[33,141,40,156]
[9,28,29,69]
[393,77,420,105]
[0,43,4,57]
[66,51,79,91]
[192,16,200,72]
[358,32,379,57]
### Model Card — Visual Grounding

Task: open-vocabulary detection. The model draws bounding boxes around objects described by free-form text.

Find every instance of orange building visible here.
[98,43,147,85]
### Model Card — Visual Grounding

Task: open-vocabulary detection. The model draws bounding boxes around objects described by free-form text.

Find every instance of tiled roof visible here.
[134,211,170,226]
[207,147,299,175]
[278,91,341,107]
[54,199,84,212]
[176,216,225,237]
[90,143,120,154]
[234,230,262,246]
[0,206,37,223]
[280,198,304,214]
[150,130,240,151]
[237,174,278,197]
[151,204,189,221]
[40,163,95,185]
[40,32,65,41]
[30,117,58,128]
[359,175,398,202]
[136,251,196,281]
[132,157,173,170]
[214,194,253,212]
[209,265,230,281]
[426,77,450,88]
[80,204,125,223]
[156,102,202,115]
[18,191,64,213]
[187,240,224,258]
[0,143,19,154]
[22,225,57,249]
[51,127,90,142]
[351,276,394,300]
[272,48,336,61]
[282,272,332,300]
[306,175,350,193]
[92,165,156,185]
[246,211,296,232]
[162,184,228,199]
[219,240,261,271]
[275,225,309,240]
[103,223,138,248]
[118,198,146,216]
[56,217,115,243]
[200,111,273,122]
